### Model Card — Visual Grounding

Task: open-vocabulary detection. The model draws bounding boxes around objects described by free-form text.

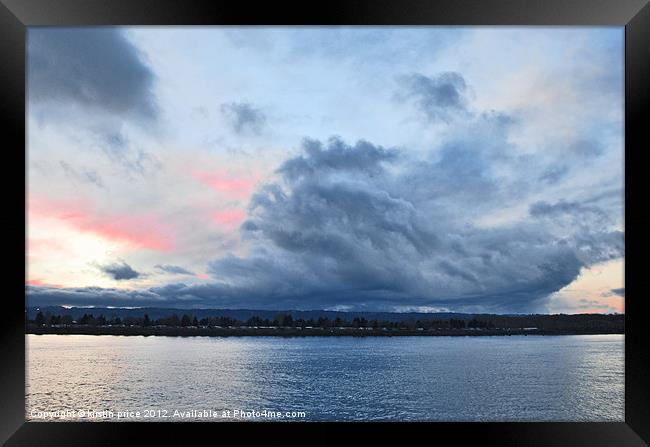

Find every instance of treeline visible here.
[28,311,623,332]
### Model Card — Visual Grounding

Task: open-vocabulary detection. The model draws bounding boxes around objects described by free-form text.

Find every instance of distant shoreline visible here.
[26,325,624,337]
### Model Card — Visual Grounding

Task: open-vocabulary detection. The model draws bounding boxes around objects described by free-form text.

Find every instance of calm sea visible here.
[26,334,624,422]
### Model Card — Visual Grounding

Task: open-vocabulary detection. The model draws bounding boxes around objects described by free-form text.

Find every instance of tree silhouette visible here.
[34,311,46,326]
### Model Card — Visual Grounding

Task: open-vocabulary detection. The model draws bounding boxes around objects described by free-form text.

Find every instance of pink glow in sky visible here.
[26,279,64,288]
[192,170,256,199]
[28,196,176,252]
[27,238,65,254]
[212,208,246,227]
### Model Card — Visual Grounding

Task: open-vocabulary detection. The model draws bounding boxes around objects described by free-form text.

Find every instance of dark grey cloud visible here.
[27,285,166,308]
[28,28,157,120]
[154,264,195,276]
[399,72,469,122]
[98,261,140,281]
[220,102,266,135]
[29,29,161,176]
[203,137,620,312]
[606,288,625,297]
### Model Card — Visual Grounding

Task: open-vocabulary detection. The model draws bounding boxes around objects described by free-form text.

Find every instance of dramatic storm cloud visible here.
[203,133,622,312]
[26,27,624,313]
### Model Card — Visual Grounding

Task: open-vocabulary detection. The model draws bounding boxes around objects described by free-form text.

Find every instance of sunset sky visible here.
[26,27,624,313]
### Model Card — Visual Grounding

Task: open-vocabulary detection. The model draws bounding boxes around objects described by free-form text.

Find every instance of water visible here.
[26,334,624,422]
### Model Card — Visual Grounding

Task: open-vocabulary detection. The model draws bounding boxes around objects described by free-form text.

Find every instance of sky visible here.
[26,27,624,313]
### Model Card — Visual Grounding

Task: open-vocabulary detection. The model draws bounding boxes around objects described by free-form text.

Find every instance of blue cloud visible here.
[28,28,158,120]
[609,288,625,297]
[25,34,624,313]
[28,118,624,312]
[398,72,470,122]
[220,102,266,135]
[154,264,195,276]
[98,261,140,281]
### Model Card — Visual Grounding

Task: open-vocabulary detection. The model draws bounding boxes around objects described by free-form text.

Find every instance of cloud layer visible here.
[155,264,195,276]
[26,28,624,313]
[29,28,158,119]
[30,125,623,312]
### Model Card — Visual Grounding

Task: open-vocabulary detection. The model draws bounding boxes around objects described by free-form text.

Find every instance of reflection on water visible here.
[26,334,624,421]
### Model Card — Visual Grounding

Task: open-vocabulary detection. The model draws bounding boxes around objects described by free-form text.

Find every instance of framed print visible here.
[1,0,649,445]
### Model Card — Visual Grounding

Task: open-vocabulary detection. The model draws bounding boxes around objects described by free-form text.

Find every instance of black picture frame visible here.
[2,0,648,445]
